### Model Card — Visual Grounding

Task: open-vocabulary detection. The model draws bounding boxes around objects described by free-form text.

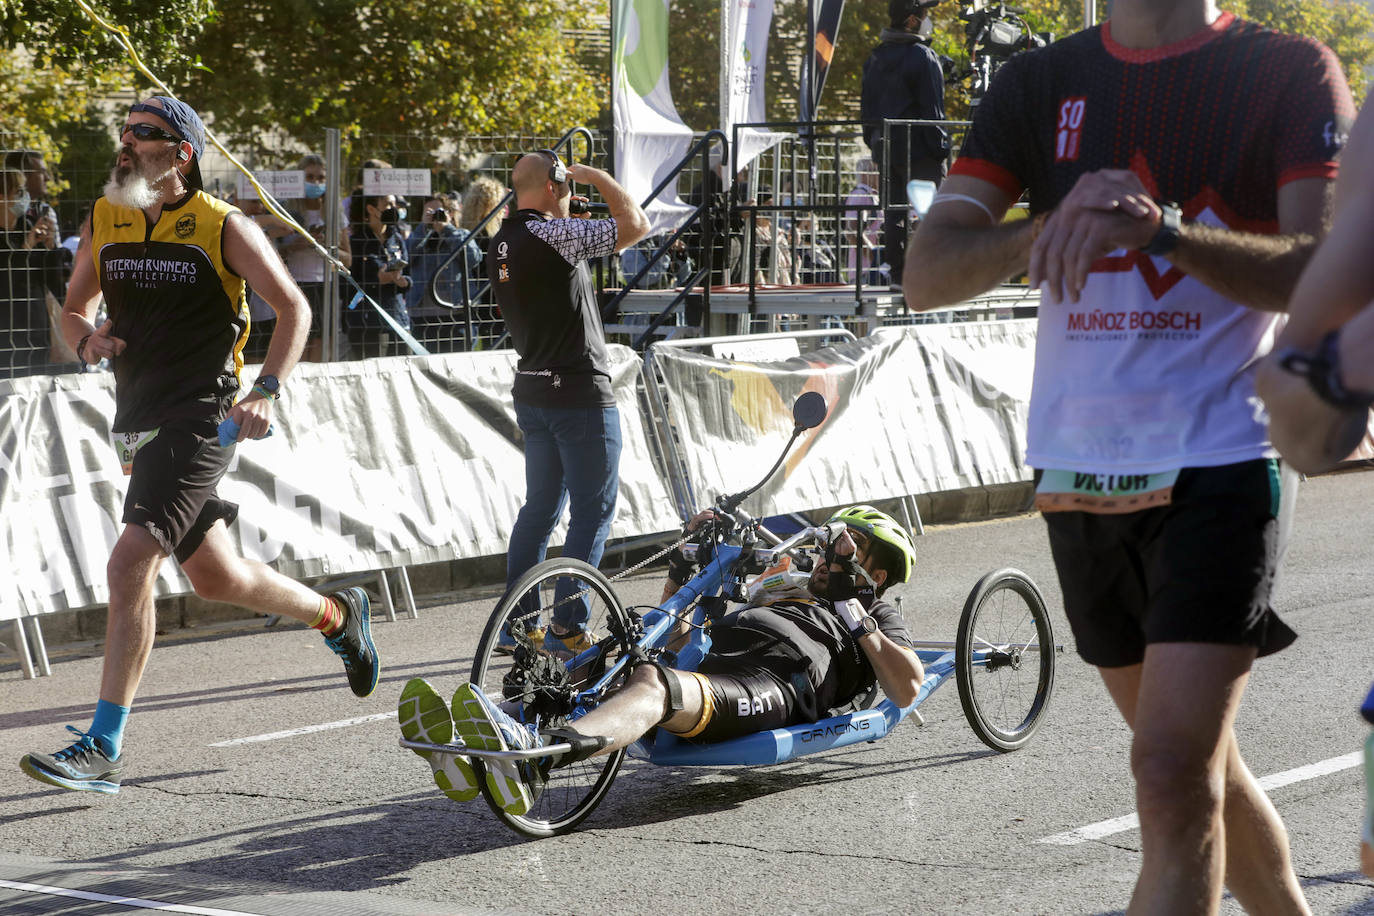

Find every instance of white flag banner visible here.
[612,0,694,234]
[726,0,789,171]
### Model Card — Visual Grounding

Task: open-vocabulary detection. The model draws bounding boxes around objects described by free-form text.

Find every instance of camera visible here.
[952,2,1052,107]
[430,207,449,223]
[384,258,408,272]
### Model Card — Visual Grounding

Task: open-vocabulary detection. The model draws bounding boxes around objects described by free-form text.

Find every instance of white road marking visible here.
[1039,751,1363,846]
[0,878,269,915]
[209,711,396,747]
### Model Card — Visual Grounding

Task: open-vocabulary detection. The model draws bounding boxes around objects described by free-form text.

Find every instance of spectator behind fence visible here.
[907,2,1354,910]
[5,148,73,363]
[408,192,480,352]
[347,191,412,357]
[460,176,507,258]
[843,159,885,284]
[489,150,649,657]
[273,154,351,361]
[21,95,381,796]
[0,166,56,377]
[861,0,948,290]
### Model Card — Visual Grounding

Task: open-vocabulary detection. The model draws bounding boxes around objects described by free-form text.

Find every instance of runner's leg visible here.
[99,525,166,707]
[179,520,327,623]
[1103,643,1305,916]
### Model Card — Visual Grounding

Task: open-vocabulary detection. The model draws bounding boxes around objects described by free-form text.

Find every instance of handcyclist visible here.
[398,505,925,815]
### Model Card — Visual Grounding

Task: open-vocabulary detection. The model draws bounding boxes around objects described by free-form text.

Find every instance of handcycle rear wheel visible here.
[471,558,633,837]
[955,568,1056,752]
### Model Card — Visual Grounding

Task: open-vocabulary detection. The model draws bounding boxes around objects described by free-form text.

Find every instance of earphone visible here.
[178,146,190,161]
[535,148,567,184]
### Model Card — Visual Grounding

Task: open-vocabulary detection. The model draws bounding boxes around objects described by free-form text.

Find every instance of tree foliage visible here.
[180,0,603,148]
[0,0,601,167]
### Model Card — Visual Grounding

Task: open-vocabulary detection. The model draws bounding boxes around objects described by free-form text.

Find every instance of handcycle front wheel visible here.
[954,568,1056,752]
[471,557,633,837]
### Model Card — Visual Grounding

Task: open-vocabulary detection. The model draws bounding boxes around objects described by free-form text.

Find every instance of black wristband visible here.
[666,547,694,584]
[1141,201,1182,257]
[1278,329,1374,410]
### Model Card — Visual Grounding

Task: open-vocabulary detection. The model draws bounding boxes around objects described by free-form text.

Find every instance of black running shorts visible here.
[665,657,802,743]
[1044,458,1297,668]
[123,417,239,562]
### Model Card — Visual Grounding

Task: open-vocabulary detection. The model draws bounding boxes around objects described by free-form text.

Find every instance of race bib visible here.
[111,428,160,476]
[1034,468,1179,514]
[746,555,815,606]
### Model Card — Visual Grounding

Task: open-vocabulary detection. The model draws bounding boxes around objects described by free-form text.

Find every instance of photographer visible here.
[860,0,948,291]
[408,193,480,353]
[347,192,411,357]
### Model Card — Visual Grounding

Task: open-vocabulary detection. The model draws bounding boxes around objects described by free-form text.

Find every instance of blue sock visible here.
[89,699,130,759]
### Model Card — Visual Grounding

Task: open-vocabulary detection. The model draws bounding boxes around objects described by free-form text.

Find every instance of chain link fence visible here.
[2,119,1002,378]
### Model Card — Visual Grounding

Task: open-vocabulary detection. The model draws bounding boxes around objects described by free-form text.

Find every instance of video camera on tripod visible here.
[952,1,1052,107]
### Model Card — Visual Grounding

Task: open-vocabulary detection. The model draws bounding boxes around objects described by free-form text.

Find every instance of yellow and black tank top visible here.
[91,191,250,432]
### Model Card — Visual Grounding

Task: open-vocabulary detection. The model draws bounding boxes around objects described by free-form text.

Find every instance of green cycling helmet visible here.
[825,504,916,584]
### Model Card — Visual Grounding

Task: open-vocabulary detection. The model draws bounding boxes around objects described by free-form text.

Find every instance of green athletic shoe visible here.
[451,683,539,816]
[398,678,479,803]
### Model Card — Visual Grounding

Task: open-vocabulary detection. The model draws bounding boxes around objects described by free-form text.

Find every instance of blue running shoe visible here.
[398,678,479,803]
[451,683,541,815]
[20,726,125,795]
[324,587,380,697]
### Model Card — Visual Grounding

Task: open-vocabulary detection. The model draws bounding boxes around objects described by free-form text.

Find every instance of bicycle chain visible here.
[508,531,696,625]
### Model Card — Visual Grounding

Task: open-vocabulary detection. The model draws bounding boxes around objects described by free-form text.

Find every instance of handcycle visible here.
[401,392,1061,837]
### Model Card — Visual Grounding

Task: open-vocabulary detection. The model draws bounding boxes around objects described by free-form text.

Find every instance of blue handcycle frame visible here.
[553,526,960,769]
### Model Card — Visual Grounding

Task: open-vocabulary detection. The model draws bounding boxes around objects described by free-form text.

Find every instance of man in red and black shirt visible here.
[906,1,1353,910]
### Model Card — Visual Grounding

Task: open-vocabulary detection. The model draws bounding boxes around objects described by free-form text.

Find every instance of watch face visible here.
[256,375,279,392]
[862,615,878,635]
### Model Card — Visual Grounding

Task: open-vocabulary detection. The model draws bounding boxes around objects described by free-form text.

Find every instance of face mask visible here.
[379,206,399,225]
[917,16,933,39]
[303,182,327,199]
[395,205,408,222]
[9,190,29,218]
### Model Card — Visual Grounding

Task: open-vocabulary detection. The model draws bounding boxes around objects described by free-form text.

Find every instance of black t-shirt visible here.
[702,596,914,720]
[952,14,1354,222]
[488,209,619,408]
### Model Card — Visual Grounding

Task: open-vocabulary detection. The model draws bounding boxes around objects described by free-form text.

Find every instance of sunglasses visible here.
[121,122,181,144]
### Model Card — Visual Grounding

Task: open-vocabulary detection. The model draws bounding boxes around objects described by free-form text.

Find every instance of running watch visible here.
[1141,202,1182,257]
[253,375,281,399]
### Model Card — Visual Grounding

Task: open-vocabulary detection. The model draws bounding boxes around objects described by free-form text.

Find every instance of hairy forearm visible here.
[905,219,1032,311]
[1168,224,1319,313]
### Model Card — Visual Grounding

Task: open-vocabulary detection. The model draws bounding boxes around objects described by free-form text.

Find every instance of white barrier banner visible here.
[0,347,679,621]
[650,322,1035,518]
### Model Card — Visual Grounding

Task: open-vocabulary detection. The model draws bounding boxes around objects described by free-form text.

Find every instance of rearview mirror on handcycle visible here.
[399,393,1061,837]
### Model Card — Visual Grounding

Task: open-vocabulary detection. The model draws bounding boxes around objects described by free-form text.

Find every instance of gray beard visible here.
[104,162,176,210]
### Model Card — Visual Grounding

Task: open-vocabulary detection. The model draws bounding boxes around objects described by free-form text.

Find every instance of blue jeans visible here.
[506,402,622,631]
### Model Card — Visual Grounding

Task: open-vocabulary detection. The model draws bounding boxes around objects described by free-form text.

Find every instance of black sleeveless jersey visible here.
[91,191,249,432]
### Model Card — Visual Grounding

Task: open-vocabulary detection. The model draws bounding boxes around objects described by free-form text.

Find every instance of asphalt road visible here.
[3,470,1374,915]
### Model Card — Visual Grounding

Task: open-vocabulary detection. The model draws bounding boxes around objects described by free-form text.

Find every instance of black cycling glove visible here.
[823,544,876,611]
